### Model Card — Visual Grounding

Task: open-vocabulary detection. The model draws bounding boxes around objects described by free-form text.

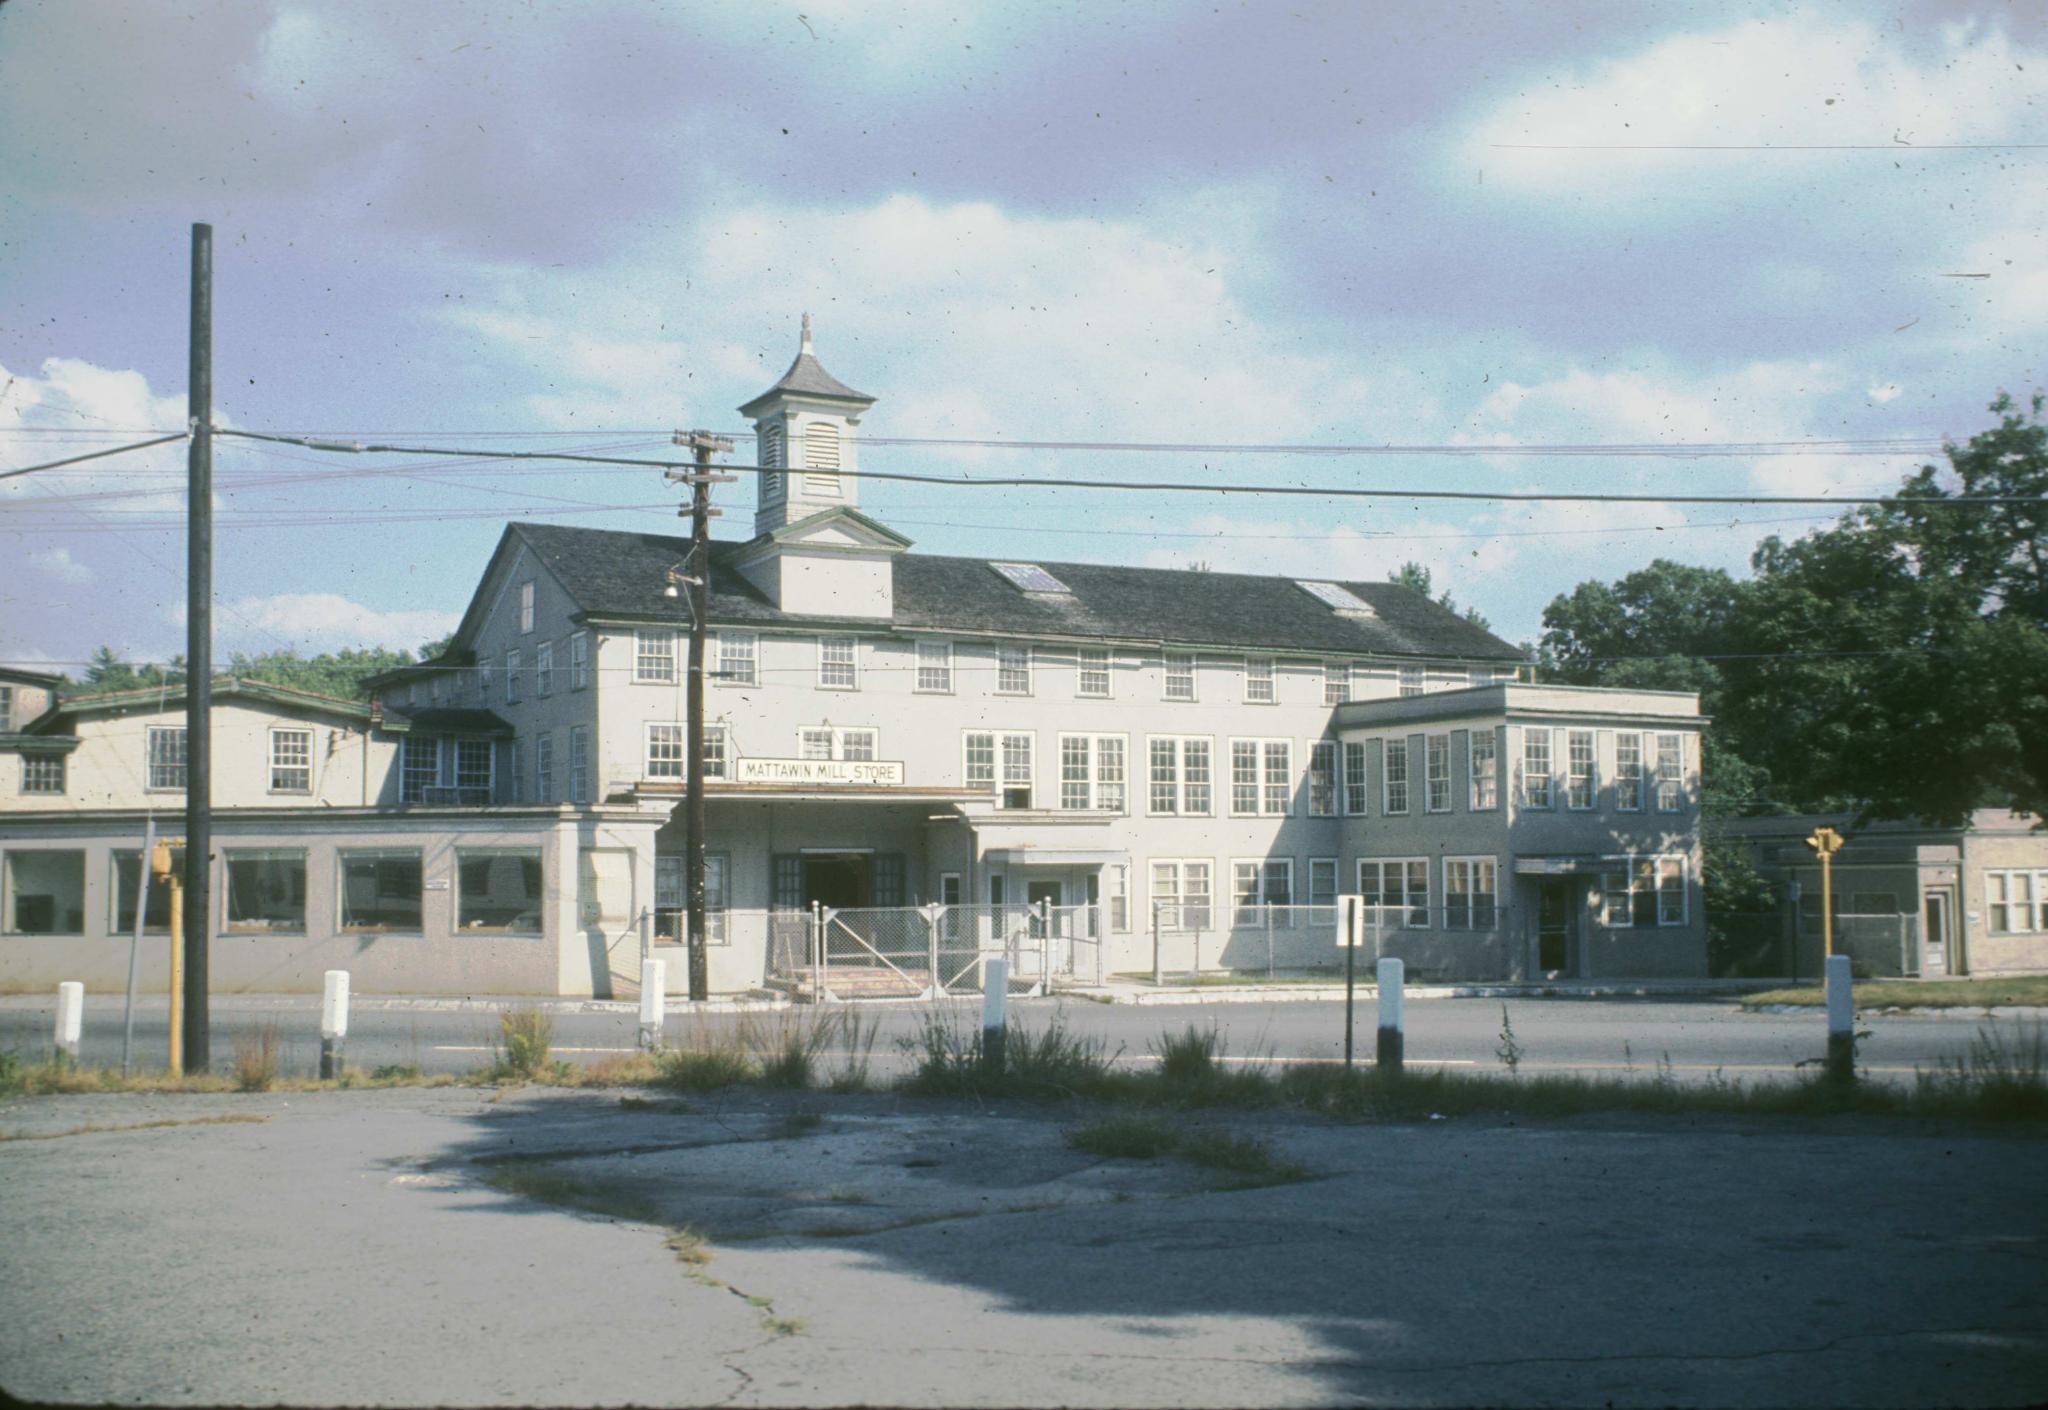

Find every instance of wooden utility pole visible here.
[667,432,734,1002]
[183,223,213,1072]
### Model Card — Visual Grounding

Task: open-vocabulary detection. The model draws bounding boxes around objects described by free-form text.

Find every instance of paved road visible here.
[2,1085,2043,1406]
[0,992,2018,1085]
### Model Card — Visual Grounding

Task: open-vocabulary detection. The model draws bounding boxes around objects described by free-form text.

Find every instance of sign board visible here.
[1338,894,1368,947]
[733,758,906,786]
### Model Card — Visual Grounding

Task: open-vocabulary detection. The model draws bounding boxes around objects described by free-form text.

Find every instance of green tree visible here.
[77,648,183,695]
[1387,561,1492,631]
[226,646,420,700]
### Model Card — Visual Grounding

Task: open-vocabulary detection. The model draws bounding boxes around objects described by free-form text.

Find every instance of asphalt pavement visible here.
[0,989,2024,1085]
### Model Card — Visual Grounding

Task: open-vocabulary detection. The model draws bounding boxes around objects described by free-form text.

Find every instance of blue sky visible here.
[3,0,2043,669]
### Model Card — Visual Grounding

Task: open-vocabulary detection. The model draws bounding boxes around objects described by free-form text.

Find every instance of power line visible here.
[210,428,2042,508]
[0,431,190,481]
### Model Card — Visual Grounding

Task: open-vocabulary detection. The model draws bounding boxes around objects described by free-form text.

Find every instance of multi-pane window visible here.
[269,727,312,793]
[1343,741,1368,816]
[224,849,306,933]
[656,854,732,945]
[1986,871,2047,934]
[818,635,858,689]
[1324,660,1350,706]
[1243,657,1275,704]
[1359,858,1431,928]
[1616,733,1644,812]
[0,685,12,731]
[146,725,187,790]
[1076,647,1112,698]
[915,638,954,693]
[1310,858,1339,913]
[22,754,64,795]
[455,739,493,795]
[457,849,544,934]
[1470,729,1498,811]
[510,741,525,803]
[1308,741,1337,816]
[1232,859,1294,923]
[4,850,84,934]
[535,733,554,802]
[704,726,726,778]
[1566,729,1595,810]
[1148,736,1212,815]
[997,644,1032,695]
[519,581,536,633]
[646,723,686,779]
[1106,863,1130,932]
[1000,732,1034,808]
[964,732,996,793]
[536,641,554,697]
[1059,735,1126,812]
[570,631,589,690]
[1229,740,1291,815]
[1150,859,1213,931]
[715,631,758,686]
[1444,857,1498,931]
[965,731,1032,807]
[506,649,522,704]
[339,849,424,933]
[1603,857,1686,928]
[1655,733,1684,812]
[635,628,677,683]
[1426,734,1451,813]
[1521,728,1553,808]
[798,726,875,761]
[1163,652,1196,702]
[401,736,439,803]
[1383,737,1409,815]
[568,726,590,803]
[1398,665,1424,698]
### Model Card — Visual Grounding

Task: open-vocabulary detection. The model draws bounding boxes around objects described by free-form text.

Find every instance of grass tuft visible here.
[485,1006,567,1083]
[231,1020,283,1092]
[1067,1114,1180,1160]
[900,1010,1120,1100]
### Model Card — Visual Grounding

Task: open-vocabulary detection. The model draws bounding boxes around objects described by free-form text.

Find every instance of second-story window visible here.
[1567,729,1595,809]
[146,725,187,790]
[1398,665,1424,698]
[1426,734,1451,812]
[635,628,677,684]
[1163,652,1196,702]
[1324,661,1350,706]
[715,631,758,686]
[536,641,554,697]
[915,639,953,693]
[1656,733,1685,812]
[269,727,312,793]
[1617,733,1644,811]
[1383,737,1410,815]
[996,644,1032,695]
[818,636,858,690]
[400,736,438,803]
[1309,741,1336,816]
[1521,728,1553,808]
[1243,657,1275,704]
[505,650,522,705]
[1343,741,1369,815]
[1470,729,1499,811]
[570,632,589,690]
[1076,647,1112,699]
[568,726,590,803]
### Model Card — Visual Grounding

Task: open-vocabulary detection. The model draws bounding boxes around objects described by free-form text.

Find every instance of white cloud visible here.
[1867,382,1903,403]
[211,593,458,656]
[1463,17,2043,197]
[27,547,91,584]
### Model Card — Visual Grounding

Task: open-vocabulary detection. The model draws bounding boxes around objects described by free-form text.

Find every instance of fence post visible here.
[320,969,349,1079]
[1265,904,1275,979]
[1824,953,1854,1085]
[639,907,652,970]
[1095,902,1105,987]
[810,900,824,1003]
[982,956,1009,1073]
[54,981,83,1066]
[639,958,666,1050]
[1376,957,1404,1074]
[1038,899,1052,995]
[926,903,942,998]
[1151,900,1163,986]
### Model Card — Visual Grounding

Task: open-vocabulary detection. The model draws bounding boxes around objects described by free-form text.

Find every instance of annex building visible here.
[0,326,1710,997]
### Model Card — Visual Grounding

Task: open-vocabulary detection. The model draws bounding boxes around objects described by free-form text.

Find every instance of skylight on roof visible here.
[1297,580,1376,616]
[991,562,1071,594]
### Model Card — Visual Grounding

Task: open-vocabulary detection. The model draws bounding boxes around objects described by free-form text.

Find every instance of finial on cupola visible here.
[800,311,813,354]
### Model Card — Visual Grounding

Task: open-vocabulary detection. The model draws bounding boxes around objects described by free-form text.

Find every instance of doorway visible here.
[1026,880,1063,937]
[1921,890,1952,976]
[803,854,871,910]
[1537,880,1575,976]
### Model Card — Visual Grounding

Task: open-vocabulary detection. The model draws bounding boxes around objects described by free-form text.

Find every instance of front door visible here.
[1921,891,1951,975]
[1027,880,1063,937]
[1538,881,1574,976]
[803,854,870,911]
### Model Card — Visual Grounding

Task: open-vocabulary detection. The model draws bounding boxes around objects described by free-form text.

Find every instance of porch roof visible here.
[1513,854,1610,877]
[982,847,1126,866]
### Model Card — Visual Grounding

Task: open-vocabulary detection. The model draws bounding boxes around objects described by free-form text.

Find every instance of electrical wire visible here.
[0,431,189,481]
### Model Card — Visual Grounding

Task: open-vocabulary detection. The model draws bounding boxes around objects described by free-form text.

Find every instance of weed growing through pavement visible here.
[231,1020,283,1092]
[1066,1116,1309,1187]
[1495,1006,1523,1076]
[486,1006,568,1083]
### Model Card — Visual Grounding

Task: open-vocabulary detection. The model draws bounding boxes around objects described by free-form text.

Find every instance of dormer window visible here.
[1297,580,1377,617]
[990,562,1070,594]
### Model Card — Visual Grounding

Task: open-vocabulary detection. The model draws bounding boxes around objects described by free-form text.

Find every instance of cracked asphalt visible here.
[2,1084,2044,1407]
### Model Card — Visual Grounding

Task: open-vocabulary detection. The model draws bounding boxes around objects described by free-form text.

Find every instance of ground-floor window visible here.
[224,850,306,934]
[3,850,85,934]
[655,853,729,943]
[339,849,424,933]
[1149,858,1212,930]
[1231,859,1294,925]
[1309,858,1338,913]
[1105,863,1129,932]
[1358,858,1430,928]
[1443,856,1498,931]
[1601,856,1686,928]
[1987,870,2048,934]
[110,848,185,933]
[456,849,544,934]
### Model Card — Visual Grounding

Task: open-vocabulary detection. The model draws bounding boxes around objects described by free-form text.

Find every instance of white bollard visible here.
[54,981,84,1066]
[639,958,667,1050]
[319,970,350,1079]
[1376,958,1404,1073]
[1824,953,1854,1085]
[982,957,1009,1072]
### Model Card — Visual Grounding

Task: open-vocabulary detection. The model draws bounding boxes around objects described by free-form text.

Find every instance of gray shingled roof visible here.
[736,349,874,413]
[511,523,1522,662]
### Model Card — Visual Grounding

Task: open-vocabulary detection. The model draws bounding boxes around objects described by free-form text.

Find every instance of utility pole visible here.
[667,431,735,1002]
[183,222,213,1073]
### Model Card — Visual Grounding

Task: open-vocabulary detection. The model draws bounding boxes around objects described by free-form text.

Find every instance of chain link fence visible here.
[762,901,1107,1001]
